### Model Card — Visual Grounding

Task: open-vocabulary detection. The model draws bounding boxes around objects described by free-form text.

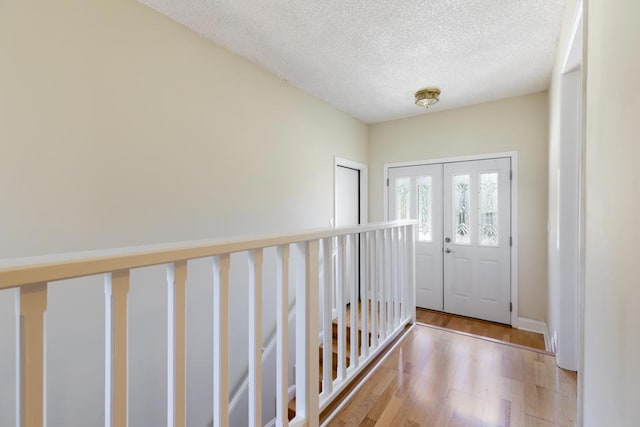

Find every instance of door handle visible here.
[445,248,454,254]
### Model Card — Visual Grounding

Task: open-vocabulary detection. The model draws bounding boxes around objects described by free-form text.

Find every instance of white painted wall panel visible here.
[583,0,640,424]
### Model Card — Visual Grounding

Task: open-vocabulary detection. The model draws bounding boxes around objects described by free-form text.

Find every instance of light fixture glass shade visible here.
[415,88,441,108]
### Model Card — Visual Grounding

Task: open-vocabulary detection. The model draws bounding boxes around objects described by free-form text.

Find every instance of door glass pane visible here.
[453,174,471,245]
[479,172,499,246]
[417,176,432,241]
[395,177,411,220]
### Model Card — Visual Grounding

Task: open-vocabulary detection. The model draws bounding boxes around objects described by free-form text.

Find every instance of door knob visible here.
[445,248,453,253]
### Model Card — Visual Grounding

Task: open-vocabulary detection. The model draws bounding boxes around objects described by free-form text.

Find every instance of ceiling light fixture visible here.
[414,88,441,108]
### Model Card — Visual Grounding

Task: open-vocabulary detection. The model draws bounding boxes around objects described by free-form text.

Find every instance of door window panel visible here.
[453,174,471,245]
[479,172,499,246]
[395,177,411,220]
[417,176,432,241]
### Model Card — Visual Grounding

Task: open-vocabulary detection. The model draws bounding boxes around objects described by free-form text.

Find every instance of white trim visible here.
[562,1,583,74]
[518,317,551,352]
[383,151,520,327]
[334,157,368,226]
[511,153,519,328]
[288,384,296,402]
[564,2,585,425]
[383,151,518,173]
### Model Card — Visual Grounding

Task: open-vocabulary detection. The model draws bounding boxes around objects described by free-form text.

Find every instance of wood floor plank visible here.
[416,308,547,352]
[373,396,404,426]
[330,325,576,427]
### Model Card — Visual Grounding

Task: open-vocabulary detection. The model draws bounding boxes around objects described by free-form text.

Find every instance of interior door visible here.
[335,166,360,227]
[335,165,360,306]
[443,158,511,324]
[388,164,443,311]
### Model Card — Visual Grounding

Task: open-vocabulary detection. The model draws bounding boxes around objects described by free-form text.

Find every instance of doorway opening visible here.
[334,157,368,228]
[332,157,368,314]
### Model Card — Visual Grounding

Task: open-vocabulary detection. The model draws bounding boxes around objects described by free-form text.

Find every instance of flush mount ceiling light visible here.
[414,88,441,108]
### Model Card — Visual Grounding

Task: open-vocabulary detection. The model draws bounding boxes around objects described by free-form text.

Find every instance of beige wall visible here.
[368,92,549,322]
[583,0,640,425]
[0,1,367,426]
[0,0,367,260]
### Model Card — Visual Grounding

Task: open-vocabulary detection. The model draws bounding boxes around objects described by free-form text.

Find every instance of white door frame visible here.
[334,157,368,226]
[560,0,584,422]
[383,151,519,327]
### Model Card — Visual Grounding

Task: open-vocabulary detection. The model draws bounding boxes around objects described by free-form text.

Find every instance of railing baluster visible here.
[276,245,290,427]
[337,235,347,381]
[391,228,402,329]
[350,234,358,369]
[108,270,130,427]
[408,225,417,323]
[370,232,378,350]
[390,228,396,329]
[296,240,320,426]
[361,233,369,359]
[5,221,419,427]
[20,282,47,427]
[14,289,20,427]
[377,230,386,341]
[166,261,187,427]
[399,227,409,321]
[213,255,230,427]
[384,229,391,336]
[248,249,263,427]
[322,239,333,395]
[104,277,111,427]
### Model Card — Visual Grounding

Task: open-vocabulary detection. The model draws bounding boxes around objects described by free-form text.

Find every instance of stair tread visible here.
[288,302,386,421]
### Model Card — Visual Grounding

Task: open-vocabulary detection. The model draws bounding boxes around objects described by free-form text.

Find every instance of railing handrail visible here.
[0,220,416,290]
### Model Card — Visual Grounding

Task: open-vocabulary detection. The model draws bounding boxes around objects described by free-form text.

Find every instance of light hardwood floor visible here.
[329,324,576,426]
[416,308,547,352]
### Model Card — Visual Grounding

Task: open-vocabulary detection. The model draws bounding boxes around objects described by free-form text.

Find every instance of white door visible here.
[443,158,511,324]
[388,164,443,311]
[335,165,360,306]
[335,166,360,227]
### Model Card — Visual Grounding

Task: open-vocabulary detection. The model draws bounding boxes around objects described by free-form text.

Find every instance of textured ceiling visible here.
[138,0,565,123]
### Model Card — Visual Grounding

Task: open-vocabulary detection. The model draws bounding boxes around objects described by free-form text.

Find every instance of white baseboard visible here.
[517,317,551,352]
[264,385,296,427]
[288,384,296,402]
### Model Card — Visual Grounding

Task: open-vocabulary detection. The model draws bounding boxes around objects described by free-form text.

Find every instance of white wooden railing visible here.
[0,221,416,427]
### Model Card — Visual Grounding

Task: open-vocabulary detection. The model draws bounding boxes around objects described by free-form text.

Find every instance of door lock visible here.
[445,237,451,243]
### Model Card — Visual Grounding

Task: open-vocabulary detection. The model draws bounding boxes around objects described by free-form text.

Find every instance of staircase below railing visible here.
[0,221,416,427]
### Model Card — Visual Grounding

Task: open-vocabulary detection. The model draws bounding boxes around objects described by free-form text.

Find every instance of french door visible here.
[388,164,444,311]
[388,158,512,324]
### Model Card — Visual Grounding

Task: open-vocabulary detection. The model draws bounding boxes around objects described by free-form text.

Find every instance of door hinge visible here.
[510,302,513,312]
[386,178,389,186]
[509,170,513,180]
[510,236,513,247]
